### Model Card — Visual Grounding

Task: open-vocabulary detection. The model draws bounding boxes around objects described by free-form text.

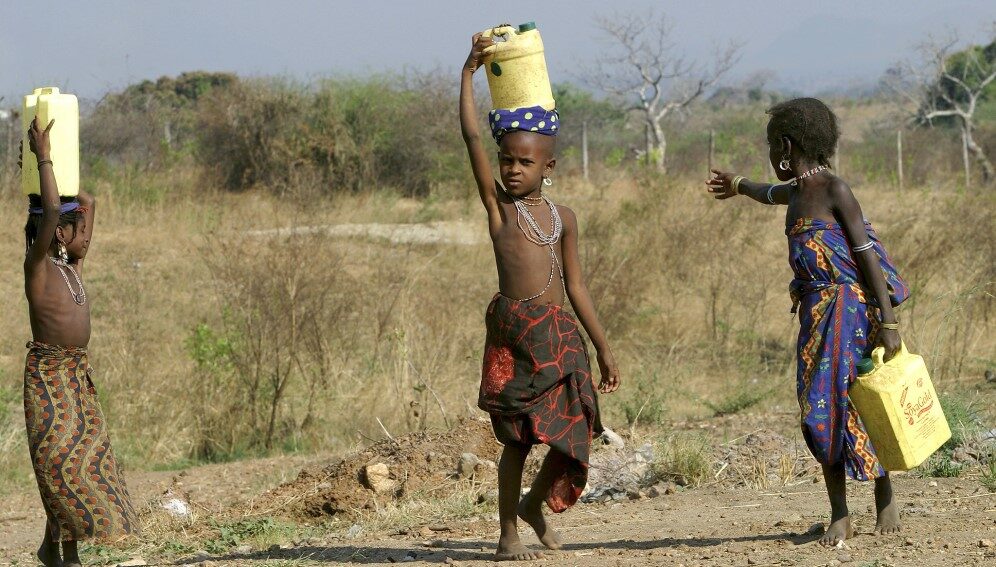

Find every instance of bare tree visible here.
[885,28,996,183]
[584,10,741,171]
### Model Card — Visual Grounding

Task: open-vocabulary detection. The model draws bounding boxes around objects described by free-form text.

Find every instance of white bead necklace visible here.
[789,165,830,186]
[50,257,87,305]
[500,182,565,302]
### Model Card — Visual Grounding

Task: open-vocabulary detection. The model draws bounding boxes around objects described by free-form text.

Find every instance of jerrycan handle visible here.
[34,87,61,95]
[870,340,909,367]
[480,24,517,57]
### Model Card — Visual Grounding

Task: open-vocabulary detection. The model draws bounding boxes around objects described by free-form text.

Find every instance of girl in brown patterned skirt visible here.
[20,117,138,567]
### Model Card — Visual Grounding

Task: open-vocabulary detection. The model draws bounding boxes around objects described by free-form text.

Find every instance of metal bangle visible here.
[880,321,900,330]
[766,183,778,204]
[37,159,53,169]
[731,175,745,195]
[852,241,875,253]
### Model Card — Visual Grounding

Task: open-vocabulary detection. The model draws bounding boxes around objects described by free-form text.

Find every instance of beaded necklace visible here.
[789,165,830,186]
[50,257,87,305]
[499,182,565,302]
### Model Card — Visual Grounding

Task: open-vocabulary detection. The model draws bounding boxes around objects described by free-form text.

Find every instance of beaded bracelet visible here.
[37,159,53,169]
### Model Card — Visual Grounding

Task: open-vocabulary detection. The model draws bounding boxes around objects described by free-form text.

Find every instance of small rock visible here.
[928,481,938,487]
[362,463,397,493]
[444,558,461,565]
[457,453,480,478]
[234,545,252,554]
[196,562,215,567]
[775,513,803,526]
[116,560,148,567]
[403,551,417,561]
[191,551,211,562]
[905,537,915,546]
[418,526,433,537]
[837,552,852,563]
[477,489,498,505]
[827,560,841,567]
[980,539,994,548]
[747,558,759,565]
[346,524,363,539]
[598,427,626,449]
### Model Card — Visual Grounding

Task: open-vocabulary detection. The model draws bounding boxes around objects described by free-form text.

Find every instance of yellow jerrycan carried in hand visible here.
[850,343,951,471]
[22,87,80,197]
[481,22,556,110]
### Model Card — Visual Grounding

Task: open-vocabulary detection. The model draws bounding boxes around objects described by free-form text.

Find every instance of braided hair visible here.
[24,195,84,255]
[766,98,839,168]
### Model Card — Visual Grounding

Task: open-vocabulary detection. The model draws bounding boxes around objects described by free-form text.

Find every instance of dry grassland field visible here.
[0,92,993,567]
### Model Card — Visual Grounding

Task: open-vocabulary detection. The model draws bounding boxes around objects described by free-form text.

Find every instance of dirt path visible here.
[2,468,993,566]
[215,476,994,566]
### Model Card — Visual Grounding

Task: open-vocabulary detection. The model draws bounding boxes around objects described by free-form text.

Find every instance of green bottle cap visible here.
[518,21,536,33]
[856,358,875,376]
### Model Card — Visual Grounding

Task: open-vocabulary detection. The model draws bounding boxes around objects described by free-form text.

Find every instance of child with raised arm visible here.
[20,118,138,567]
[707,98,909,547]
[461,32,621,561]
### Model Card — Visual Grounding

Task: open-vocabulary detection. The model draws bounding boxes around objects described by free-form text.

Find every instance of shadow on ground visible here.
[173,530,823,564]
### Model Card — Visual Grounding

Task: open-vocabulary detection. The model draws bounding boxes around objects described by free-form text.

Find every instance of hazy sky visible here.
[2,0,992,104]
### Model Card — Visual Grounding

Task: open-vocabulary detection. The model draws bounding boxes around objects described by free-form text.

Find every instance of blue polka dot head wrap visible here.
[488,105,559,144]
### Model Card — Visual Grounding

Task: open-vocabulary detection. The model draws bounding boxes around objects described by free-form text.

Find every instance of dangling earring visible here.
[58,242,68,263]
[543,177,553,187]
[779,158,791,171]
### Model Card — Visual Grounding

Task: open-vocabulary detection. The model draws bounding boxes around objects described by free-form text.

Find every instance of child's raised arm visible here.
[559,206,620,394]
[829,179,902,361]
[24,118,61,269]
[460,33,500,220]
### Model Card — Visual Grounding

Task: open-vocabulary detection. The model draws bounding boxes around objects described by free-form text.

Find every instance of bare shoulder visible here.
[826,176,857,204]
[556,204,578,225]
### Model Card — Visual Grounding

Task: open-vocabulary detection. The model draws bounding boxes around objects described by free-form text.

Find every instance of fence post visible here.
[708,129,715,174]
[897,130,904,192]
[962,128,971,188]
[582,120,589,181]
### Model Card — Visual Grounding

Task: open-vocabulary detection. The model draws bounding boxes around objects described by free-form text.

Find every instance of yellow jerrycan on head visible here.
[850,343,951,471]
[480,22,555,110]
[22,87,80,197]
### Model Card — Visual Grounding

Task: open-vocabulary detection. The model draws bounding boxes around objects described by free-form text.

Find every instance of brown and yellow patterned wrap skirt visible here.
[24,341,138,542]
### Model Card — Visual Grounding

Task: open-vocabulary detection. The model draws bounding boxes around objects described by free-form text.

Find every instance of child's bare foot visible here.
[874,476,902,535]
[517,497,563,550]
[819,514,854,547]
[495,535,544,561]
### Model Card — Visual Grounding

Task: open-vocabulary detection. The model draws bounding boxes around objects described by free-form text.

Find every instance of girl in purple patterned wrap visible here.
[707,98,908,547]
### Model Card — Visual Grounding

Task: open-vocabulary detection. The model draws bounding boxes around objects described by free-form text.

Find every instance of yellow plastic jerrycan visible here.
[850,343,951,471]
[481,22,556,111]
[22,87,80,197]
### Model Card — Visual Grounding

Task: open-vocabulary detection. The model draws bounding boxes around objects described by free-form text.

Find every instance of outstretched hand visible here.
[597,350,620,394]
[27,117,54,160]
[706,169,738,199]
[465,32,494,74]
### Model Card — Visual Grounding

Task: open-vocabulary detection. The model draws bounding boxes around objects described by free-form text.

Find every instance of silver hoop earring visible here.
[543,177,553,187]
[779,159,791,171]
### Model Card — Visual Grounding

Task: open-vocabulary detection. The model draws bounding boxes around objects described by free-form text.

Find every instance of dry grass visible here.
[0,158,992,496]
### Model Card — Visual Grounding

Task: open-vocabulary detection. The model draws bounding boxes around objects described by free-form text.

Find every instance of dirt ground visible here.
[1,417,994,567]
